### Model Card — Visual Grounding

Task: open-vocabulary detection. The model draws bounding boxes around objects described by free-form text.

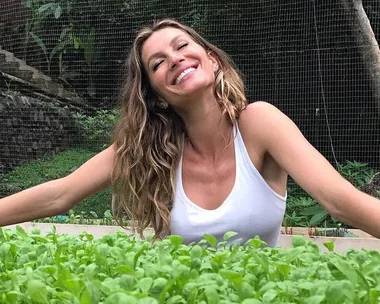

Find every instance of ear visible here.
[207,51,219,72]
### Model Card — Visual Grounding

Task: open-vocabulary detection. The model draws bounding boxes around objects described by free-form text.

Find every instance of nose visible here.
[169,53,184,70]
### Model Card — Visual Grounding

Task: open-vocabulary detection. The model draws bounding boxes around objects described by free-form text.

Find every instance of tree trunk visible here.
[341,0,380,115]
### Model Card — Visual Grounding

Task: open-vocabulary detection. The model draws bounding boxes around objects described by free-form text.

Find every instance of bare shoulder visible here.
[238,101,289,147]
[240,101,285,125]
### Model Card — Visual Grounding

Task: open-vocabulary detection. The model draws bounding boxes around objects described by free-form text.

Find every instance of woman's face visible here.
[141,27,218,108]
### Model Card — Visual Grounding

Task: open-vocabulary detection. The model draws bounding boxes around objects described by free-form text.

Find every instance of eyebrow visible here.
[146,34,187,67]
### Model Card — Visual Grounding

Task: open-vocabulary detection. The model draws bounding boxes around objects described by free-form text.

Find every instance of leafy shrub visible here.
[283,196,335,228]
[0,148,111,217]
[0,227,379,303]
[285,161,376,228]
[337,160,375,188]
[34,209,116,225]
[72,188,112,218]
[13,0,210,105]
[74,108,119,152]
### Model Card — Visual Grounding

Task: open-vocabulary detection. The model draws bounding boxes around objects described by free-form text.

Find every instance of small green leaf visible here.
[220,270,243,286]
[204,286,219,304]
[168,235,183,247]
[241,299,262,304]
[292,235,307,247]
[369,288,380,304]
[323,241,335,252]
[304,295,325,304]
[325,281,353,304]
[166,295,186,304]
[151,278,168,294]
[330,259,357,286]
[54,4,62,19]
[223,231,238,241]
[38,3,55,13]
[246,236,263,248]
[275,263,291,279]
[0,227,10,241]
[74,36,81,49]
[190,245,203,258]
[138,277,153,293]
[104,293,137,304]
[262,289,277,303]
[138,297,159,304]
[16,225,28,239]
[238,282,255,300]
[6,291,24,303]
[204,234,217,247]
[158,245,172,265]
[84,263,98,280]
[27,280,48,303]
[309,210,329,226]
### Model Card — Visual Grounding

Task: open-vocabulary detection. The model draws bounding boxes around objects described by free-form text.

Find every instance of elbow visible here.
[51,198,71,216]
[321,187,365,228]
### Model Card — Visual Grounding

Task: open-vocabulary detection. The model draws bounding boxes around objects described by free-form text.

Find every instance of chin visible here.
[181,77,214,93]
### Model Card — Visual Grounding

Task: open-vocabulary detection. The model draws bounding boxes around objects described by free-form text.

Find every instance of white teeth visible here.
[175,67,196,85]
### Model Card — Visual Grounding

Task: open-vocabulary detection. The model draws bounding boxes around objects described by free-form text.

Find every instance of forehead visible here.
[141,27,193,60]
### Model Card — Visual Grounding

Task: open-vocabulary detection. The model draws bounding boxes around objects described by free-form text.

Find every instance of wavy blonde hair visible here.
[111,19,247,240]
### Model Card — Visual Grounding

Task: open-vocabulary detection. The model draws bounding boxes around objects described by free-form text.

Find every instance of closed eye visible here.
[178,43,188,50]
[152,60,163,71]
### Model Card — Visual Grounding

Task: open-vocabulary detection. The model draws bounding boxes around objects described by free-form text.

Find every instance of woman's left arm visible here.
[246,102,380,238]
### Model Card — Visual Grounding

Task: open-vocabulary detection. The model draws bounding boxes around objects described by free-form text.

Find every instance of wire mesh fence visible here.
[0,0,379,186]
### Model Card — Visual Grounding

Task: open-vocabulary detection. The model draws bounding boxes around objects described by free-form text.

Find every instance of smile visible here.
[175,67,196,85]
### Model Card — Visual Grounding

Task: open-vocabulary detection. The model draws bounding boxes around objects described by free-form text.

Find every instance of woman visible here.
[1,19,379,247]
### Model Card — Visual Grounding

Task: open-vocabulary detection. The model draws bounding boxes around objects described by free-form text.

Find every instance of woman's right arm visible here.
[0,144,116,226]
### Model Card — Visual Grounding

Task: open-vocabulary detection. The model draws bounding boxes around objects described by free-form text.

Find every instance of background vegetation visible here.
[0,109,119,218]
[0,106,376,228]
[0,1,379,226]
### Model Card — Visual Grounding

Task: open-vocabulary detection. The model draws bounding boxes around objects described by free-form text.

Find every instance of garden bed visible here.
[0,225,379,303]
[5,222,380,253]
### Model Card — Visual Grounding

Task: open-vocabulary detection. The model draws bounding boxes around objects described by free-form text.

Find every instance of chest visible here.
[181,148,236,210]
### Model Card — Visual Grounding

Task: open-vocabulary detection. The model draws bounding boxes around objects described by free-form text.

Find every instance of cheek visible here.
[149,80,169,100]
[148,74,164,91]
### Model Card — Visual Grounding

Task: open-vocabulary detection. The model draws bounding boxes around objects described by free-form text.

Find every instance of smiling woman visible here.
[113,19,248,240]
[1,19,380,247]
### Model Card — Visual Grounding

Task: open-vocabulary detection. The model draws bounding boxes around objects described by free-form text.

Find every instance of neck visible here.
[176,97,234,162]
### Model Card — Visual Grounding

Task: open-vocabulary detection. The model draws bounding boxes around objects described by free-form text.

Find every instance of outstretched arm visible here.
[246,102,380,238]
[0,144,115,226]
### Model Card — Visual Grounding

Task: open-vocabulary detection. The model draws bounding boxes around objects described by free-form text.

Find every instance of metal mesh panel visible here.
[0,0,379,176]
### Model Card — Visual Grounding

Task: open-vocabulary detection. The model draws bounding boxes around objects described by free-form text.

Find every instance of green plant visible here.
[0,228,379,303]
[337,161,375,188]
[0,148,111,216]
[285,161,377,229]
[21,0,69,71]
[1,148,95,188]
[71,190,113,220]
[284,196,341,228]
[34,209,118,225]
[74,108,119,152]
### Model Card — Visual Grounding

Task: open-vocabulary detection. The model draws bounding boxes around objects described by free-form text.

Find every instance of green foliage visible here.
[0,228,379,303]
[285,161,376,228]
[1,148,94,189]
[15,0,212,104]
[284,196,332,228]
[21,0,98,89]
[74,108,119,152]
[35,209,116,225]
[337,161,375,188]
[0,148,111,217]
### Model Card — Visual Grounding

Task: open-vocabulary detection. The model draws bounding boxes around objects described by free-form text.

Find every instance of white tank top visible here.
[170,124,286,247]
